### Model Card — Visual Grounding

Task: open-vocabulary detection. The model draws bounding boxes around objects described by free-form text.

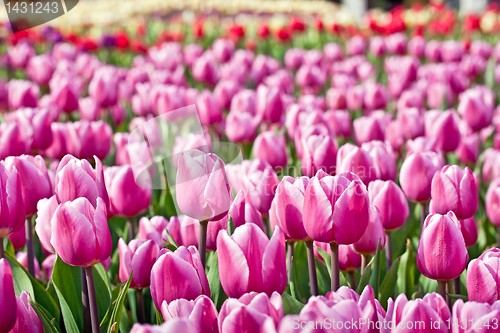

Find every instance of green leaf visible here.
[164,227,179,249]
[395,239,417,298]
[369,240,382,297]
[3,237,14,255]
[207,252,222,306]
[227,217,235,236]
[289,256,302,301]
[51,256,83,333]
[293,242,311,302]
[93,264,112,324]
[447,293,468,301]
[379,257,401,308]
[107,271,133,333]
[100,284,121,330]
[315,258,331,295]
[316,247,331,275]
[282,292,305,315]
[30,301,61,333]
[156,309,164,325]
[357,263,372,294]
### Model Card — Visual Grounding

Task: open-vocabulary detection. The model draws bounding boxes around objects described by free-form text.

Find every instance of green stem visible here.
[26,216,35,277]
[136,289,146,324]
[305,240,318,296]
[84,266,100,333]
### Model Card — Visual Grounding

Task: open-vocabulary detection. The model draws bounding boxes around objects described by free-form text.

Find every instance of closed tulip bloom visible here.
[79,97,102,121]
[3,155,52,216]
[114,132,130,166]
[44,122,67,160]
[8,226,26,251]
[353,115,386,145]
[391,298,447,333]
[460,217,478,248]
[219,292,283,332]
[363,140,397,181]
[8,80,39,110]
[352,206,385,256]
[105,165,152,217]
[303,171,369,244]
[230,191,264,231]
[230,89,256,115]
[368,180,409,231]
[138,216,181,248]
[385,32,407,54]
[65,121,113,160]
[192,52,219,86]
[0,259,17,333]
[213,39,234,63]
[324,109,351,139]
[301,133,338,177]
[0,123,28,160]
[196,90,222,126]
[369,36,386,57]
[314,242,362,272]
[452,299,500,333]
[456,134,480,166]
[26,54,54,85]
[336,143,377,185]
[6,107,53,152]
[50,78,80,113]
[400,151,444,203]
[346,85,365,111]
[50,197,111,267]
[256,85,283,123]
[467,248,500,304]
[408,36,426,58]
[217,224,286,298]
[8,41,35,68]
[118,239,159,289]
[176,150,231,221]
[295,65,326,91]
[458,86,494,132]
[55,155,109,210]
[226,159,279,214]
[9,292,43,333]
[34,195,58,254]
[425,109,461,152]
[486,178,500,227]
[417,212,468,281]
[430,165,478,220]
[347,36,367,56]
[161,295,218,333]
[253,131,288,170]
[325,88,347,111]
[363,82,388,111]
[0,164,25,240]
[214,80,241,110]
[88,66,119,108]
[225,111,258,143]
[150,246,210,309]
[272,176,309,240]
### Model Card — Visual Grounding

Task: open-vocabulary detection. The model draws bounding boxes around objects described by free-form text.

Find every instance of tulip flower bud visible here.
[300,133,338,177]
[0,259,17,333]
[385,32,407,54]
[353,114,387,145]
[88,66,119,108]
[314,242,362,272]
[425,40,442,62]
[456,134,480,166]
[105,165,152,217]
[467,248,500,304]
[9,292,43,333]
[51,197,112,267]
[425,109,461,153]
[212,39,234,63]
[336,143,377,185]
[230,89,256,115]
[458,86,494,132]
[400,151,444,203]
[26,54,54,85]
[363,82,388,111]
[138,216,180,248]
[460,217,478,248]
[368,180,409,231]
[408,36,426,58]
[50,77,80,113]
[217,224,286,298]
[193,52,219,86]
[214,80,241,110]
[253,131,288,170]
[324,109,351,139]
[55,155,109,210]
[176,150,231,221]
[303,171,370,244]
[417,212,468,281]
[256,85,283,124]
[430,165,478,220]
[230,191,264,231]
[352,206,386,256]
[347,36,366,56]
[8,80,39,110]
[195,90,222,126]
[150,246,210,309]
[8,41,35,68]
[65,121,113,160]
[0,163,25,240]
[118,239,159,289]
[369,36,386,57]
[161,295,218,333]
[225,112,258,144]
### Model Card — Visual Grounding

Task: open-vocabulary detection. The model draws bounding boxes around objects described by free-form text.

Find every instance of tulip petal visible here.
[262,227,287,297]
[217,230,250,298]
[303,177,334,243]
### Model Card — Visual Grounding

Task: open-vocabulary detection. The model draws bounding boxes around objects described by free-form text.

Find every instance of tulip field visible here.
[5,1,500,332]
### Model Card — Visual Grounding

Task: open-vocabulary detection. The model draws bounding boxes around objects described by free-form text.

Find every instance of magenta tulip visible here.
[256,85,283,124]
[390,296,447,333]
[8,80,39,110]
[452,299,500,333]
[130,319,198,333]
[196,89,222,126]
[150,246,210,309]
[400,151,444,203]
[0,259,17,333]
[347,36,367,56]
[50,77,80,113]
[425,109,461,153]
[353,115,386,145]
[88,66,119,108]
[486,178,500,227]
[214,80,241,109]
[230,89,256,115]
[0,123,28,160]
[26,54,54,85]
[9,292,43,333]
[230,191,264,231]
[0,164,25,244]
[336,143,377,185]
[8,41,34,68]
[324,109,351,139]
[300,133,338,177]
[352,206,386,256]
[213,38,235,63]
[55,155,109,210]
[368,180,409,231]
[315,242,362,272]
[138,216,181,248]
[458,86,494,132]
[50,197,112,267]
[118,238,159,289]
[408,36,426,58]
[225,111,258,143]
[217,224,286,298]
[192,52,219,86]
[467,248,500,304]
[253,131,288,170]
[161,295,218,333]
[417,212,468,281]
[460,217,478,248]
[430,165,478,220]
[34,195,58,254]
[65,121,113,160]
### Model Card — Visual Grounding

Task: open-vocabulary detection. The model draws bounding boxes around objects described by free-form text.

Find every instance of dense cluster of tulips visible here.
[4,4,500,332]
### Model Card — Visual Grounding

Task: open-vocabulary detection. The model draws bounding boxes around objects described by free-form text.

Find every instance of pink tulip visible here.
[336,143,377,185]
[193,52,219,86]
[44,122,67,160]
[114,132,130,166]
[26,54,54,85]
[176,150,231,221]
[314,242,362,272]
[396,107,425,140]
[9,292,43,333]
[325,88,347,111]
[417,212,468,281]
[441,40,465,62]
[148,42,182,70]
[105,165,152,217]
[256,85,283,124]
[458,86,494,132]
[150,246,210,309]
[79,97,102,121]
[346,85,365,111]
[161,295,218,333]
[6,107,53,151]
[467,248,500,304]
[362,140,397,181]
[0,123,28,160]
[118,238,159,289]
[482,148,500,183]
[426,81,454,110]
[300,133,338,177]
[8,80,39,110]
[214,80,241,110]
[16,252,41,279]
[368,180,409,231]
[138,216,181,248]
[370,36,386,56]
[65,121,113,160]
[284,48,305,70]
[226,159,279,215]
[364,82,388,111]
[2,155,52,216]
[88,66,119,108]
[385,32,407,54]
[55,155,109,210]
[408,36,426,58]
[183,44,204,67]
[323,42,343,63]
[196,90,222,126]
[34,195,58,254]
[347,36,367,56]
[353,115,386,145]
[430,165,478,220]
[217,224,286,298]
[296,65,326,92]
[324,109,351,139]
[230,191,264,231]
[130,318,199,333]
[219,292,283,332]
[212,39,234,63]
[460,217,478,248]
[50,77,80,113]
[51,197,111,267]
[303,170,369,244]
[8,225,26,251]
[0,164,25,240]
[253,131,288,170]
[225,111,258,143]
[487,178,500,227]
[400,151,444,203]
[42,254,56,280]
[452,299,500,333]
[352,206,386,255]
[390,295,447,333]
[425,40,442,62]
[425,109,461,152]
[230,89,256,115]
[0,259,17,333]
